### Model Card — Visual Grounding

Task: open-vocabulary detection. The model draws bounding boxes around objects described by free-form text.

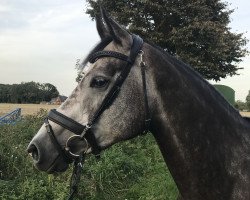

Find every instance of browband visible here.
[89,51,130,63]
[88,35,143,65]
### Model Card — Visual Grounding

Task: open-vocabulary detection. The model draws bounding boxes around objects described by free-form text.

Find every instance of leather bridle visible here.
[44,34,151,200]
[44,34,151,164]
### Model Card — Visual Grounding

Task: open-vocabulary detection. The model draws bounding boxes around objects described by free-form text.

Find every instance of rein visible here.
[44,34,151,199]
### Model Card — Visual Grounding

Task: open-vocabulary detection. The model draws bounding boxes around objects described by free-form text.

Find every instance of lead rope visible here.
[67,154,85,200]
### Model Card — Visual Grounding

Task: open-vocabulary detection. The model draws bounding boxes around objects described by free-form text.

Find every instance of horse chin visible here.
[46,162,69,174]
[33,154,69,174]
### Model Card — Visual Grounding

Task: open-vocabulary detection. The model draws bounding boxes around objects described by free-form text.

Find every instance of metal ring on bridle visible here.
[85,124,91,129]
[65,135,89,158]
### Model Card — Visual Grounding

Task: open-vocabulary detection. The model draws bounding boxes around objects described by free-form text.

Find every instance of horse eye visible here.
[90,77,109,88]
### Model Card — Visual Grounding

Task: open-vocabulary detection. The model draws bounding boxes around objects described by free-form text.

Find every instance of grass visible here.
[0,110,178,200]
[0,103,59,116]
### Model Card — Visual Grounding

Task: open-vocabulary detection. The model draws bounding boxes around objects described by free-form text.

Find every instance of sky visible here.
[0,0,249,101]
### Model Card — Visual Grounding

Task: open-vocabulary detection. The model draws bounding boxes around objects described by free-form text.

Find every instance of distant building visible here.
[50,95,68,105]
[214,84,235,106]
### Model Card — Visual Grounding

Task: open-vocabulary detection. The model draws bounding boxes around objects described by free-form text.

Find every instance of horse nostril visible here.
[27,144,39,161]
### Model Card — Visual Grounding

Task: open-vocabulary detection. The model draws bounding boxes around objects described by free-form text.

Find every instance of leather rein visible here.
[44,34,151,199]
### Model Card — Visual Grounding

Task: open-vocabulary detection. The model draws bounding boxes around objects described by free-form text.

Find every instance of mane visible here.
[145,40,242,118]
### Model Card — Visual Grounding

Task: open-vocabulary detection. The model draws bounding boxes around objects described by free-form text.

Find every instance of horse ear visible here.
[107,17,131,45]
[97,8,131,46]
[95,14,109,39]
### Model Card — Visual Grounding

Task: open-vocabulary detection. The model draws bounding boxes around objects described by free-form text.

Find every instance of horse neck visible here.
[145,44,249,199]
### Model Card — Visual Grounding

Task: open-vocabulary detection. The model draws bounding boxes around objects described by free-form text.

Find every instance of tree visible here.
[0,84,10,103]
[40,83,59,102]
[234,100,246,111]
[85,0,248,81]
[246,90,250,111]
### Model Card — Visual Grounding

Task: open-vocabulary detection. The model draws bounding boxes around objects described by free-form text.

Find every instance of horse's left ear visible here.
[107,17,132,46]
[98,8,132,47]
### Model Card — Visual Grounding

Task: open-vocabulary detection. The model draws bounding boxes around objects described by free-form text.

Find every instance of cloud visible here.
[0,0,249,100]
[0,0,99,96]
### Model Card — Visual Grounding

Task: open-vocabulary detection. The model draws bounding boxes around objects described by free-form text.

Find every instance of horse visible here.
[27,10,250,200]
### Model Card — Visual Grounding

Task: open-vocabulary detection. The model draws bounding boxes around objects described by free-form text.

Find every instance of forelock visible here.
[80,37,113,71]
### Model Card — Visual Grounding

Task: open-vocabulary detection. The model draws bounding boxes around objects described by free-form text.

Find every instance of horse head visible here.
[27,11,153,173]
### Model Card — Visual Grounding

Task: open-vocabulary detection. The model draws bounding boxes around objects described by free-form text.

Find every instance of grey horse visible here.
[27,11,250,200]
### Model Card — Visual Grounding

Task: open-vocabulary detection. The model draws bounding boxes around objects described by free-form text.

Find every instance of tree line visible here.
[0,82,59,104]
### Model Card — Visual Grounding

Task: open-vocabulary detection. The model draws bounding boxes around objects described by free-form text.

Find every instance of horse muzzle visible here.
[27,132,69,173]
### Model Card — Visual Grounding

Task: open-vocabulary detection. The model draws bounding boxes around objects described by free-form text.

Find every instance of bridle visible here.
[44,34,151,199]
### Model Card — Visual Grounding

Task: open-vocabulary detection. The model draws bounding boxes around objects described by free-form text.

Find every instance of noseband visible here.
[44,34,150,162]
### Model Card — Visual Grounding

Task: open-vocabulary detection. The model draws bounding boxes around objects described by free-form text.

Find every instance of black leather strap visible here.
[44,118,72,163]
[48,109,85,135]
[129,35,144,63]
[84,130,101,158]
[89,51,129,64]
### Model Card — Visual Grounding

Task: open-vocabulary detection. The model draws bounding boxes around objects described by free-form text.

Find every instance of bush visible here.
[0,110,178,199]
[234,100,247,111]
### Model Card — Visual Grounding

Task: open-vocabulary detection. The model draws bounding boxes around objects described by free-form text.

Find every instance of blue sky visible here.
[0,0,249,101]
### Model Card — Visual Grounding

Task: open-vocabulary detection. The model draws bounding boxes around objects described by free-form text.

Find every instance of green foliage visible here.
[0,82,59,104]
[0,111,178,199]
[246,90,250,111]
[86,0,248,81]
[234,100,247,111]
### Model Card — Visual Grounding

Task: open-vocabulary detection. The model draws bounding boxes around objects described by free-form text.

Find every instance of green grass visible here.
[0,110,178,199]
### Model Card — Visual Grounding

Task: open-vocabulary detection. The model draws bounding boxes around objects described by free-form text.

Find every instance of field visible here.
[241,111,250,117]
[1,103,250,117]
[0,103,59,116]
